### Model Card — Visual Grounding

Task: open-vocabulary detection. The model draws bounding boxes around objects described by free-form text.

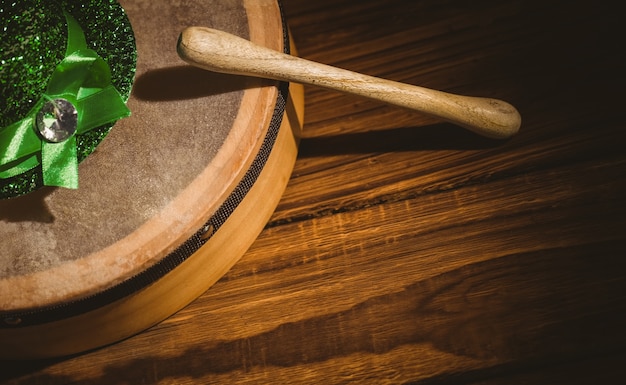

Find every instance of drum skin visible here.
[0,0,304,359]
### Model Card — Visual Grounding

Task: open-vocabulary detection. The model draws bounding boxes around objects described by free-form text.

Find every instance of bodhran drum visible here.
[0,0,304,359]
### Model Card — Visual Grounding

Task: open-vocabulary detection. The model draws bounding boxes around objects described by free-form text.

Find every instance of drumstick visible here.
[177,27,521,139]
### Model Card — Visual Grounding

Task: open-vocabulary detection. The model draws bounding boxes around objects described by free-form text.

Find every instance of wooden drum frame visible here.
[0,0,304,359]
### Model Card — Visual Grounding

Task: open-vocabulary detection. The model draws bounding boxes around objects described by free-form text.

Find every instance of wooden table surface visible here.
[2,0,625,383]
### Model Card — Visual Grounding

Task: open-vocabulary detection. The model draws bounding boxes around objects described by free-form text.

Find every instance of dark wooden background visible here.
[2,0,625,383]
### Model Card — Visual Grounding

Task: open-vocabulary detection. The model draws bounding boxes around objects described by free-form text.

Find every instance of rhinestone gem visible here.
[36,98,78,143]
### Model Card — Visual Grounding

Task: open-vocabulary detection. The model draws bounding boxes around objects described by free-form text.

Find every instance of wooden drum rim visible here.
[0,0,304,359]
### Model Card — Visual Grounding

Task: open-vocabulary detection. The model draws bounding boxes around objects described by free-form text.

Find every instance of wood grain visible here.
[2,0,625,383]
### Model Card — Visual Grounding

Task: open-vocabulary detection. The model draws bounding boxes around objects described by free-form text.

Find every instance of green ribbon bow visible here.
[0,11,130,189]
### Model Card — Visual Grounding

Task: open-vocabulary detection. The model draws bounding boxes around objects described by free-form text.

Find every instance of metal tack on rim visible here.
[36,98,78,143]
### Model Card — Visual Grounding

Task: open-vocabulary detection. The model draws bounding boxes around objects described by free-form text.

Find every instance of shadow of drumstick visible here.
[132,65,274,102]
